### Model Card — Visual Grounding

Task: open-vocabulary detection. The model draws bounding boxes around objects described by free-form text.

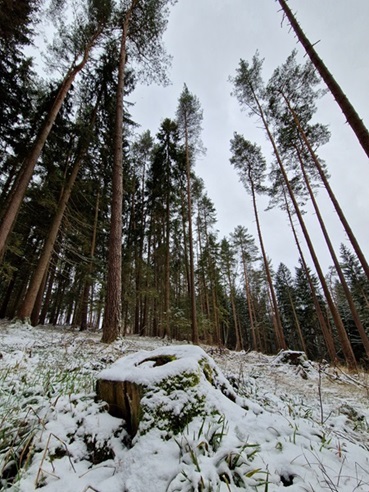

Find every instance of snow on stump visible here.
[273,350,311,379]
[273,350,308,366]
[96,345,259,438]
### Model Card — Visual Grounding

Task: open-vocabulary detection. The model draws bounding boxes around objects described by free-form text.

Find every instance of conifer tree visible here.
[101,0,176,343]
[277,0,369,159]
[266,52,369,359]
[0,0,110,257]
[17,92,101,323]
[176,84,204,344]
[268,176,337,361]
[146,119,181,337]
[219,237,243,351]
[294,261,327,360]
[231,53,357,367]
[231,226,261,351]
[0,0,39,163]
[275,262,307,353]
[230,134,286,351]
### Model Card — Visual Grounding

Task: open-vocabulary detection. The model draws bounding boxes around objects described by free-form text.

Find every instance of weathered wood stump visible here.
[96,378,143,435]
[274,350,308,366]
[96,345,257,438]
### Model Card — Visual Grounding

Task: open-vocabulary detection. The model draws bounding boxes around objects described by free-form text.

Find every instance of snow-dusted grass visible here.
[1,320,369,491]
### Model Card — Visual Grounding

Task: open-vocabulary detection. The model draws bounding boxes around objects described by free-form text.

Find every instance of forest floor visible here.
[1,320,369,491]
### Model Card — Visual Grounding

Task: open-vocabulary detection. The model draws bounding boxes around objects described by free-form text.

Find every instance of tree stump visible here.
[274,350,308,366]
[96,345,257,438]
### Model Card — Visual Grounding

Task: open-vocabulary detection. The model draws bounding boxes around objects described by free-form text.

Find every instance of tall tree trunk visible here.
[277,0,369,159]
[252,90,356,368]
[224,262,242,351]
[0,162,20,219]
[30,269,48,326]
[50,262,71,325]
[101,3,137,343]
[241,252,259,351]
[17,146,90,321]
[283,188,337,361]
[164,190,171,338]
[297,146,369,358]
[0,30,103,258]
[0,272,17,318]
[249,177,286,350]
[80,189,100,331]
[286,286,307,353]
[39,249,59,325]
[179,186,191,317]
[278,263,307,353]
[184,125,199,344]
[281,93,369,281]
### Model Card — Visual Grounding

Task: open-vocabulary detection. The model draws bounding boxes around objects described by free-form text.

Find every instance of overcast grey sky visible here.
[130,0,369,275]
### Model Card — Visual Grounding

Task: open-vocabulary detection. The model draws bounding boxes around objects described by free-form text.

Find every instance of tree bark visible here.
[249,176,286,350]
[80,189,100,331]
[277,0,369,159]
[241,252,259,351]
[252,90,356,368]
[164,189,171,338]
[283,189,337,362]
[0,30,103,258]
[17,149,88,321]
[184,124,199,344]
[297,145,369,359]
[39,249,59,325]
[281,93,369,281]
[101,3,137,343]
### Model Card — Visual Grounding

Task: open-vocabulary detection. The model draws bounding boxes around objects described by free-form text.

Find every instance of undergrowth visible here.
[0,339,96,488]
[1,326,369,491]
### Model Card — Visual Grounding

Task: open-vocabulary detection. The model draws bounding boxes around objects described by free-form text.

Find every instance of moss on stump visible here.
[96,345,255,439]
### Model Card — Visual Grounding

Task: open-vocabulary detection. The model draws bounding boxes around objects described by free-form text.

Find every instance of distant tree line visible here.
[0,0,368,367]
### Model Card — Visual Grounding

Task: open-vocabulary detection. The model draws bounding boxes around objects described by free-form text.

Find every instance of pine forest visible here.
[3,2,369,491]
[1,0,369,370]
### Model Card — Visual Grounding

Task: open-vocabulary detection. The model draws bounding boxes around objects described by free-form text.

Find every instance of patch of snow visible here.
[1,322,369,491]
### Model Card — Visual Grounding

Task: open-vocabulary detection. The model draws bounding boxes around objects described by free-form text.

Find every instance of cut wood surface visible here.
[96,345,260,438]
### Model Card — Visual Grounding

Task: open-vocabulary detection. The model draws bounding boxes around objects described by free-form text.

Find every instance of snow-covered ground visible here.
[1,320,369,491]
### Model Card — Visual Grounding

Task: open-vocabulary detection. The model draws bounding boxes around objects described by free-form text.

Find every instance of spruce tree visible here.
[176,84,204,344]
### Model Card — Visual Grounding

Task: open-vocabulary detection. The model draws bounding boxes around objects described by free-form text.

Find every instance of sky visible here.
[129,0,369,275]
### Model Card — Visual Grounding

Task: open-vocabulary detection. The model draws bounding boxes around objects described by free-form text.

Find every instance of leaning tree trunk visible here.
[283,272,308,355]
[17,96,100,323]
[281,93,369,281]
[17,145,91,322]
[297,146,369,359]
[283,188,337,362]
[30,269,48,326]
[0,30,103,258]
[277,0,369,160]
[249,176,286,351]
[252,90,356,368]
